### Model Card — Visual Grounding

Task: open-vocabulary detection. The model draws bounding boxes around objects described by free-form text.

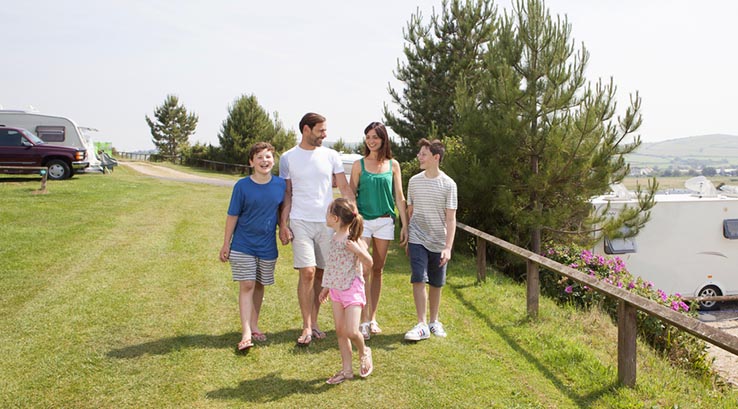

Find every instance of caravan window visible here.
[723,219,738,240]
[603,226,637,254]
[604,236,637,254]
[36,126,65,142]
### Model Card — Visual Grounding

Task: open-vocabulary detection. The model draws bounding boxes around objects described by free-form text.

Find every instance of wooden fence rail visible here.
[457,222,738,387]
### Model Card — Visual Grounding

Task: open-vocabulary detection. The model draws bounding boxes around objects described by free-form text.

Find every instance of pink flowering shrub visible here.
[543,243,712,376]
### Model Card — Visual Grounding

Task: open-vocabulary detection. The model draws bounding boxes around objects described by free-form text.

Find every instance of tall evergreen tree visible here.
[218,94,296,164]
[145,95,198,160]
[384,0,496,161]
[451,0,656,258]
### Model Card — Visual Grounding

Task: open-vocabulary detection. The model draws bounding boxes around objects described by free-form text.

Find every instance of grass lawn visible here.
[2,167,738,408]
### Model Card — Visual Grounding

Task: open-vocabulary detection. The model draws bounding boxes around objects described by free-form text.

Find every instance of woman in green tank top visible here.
[349,122,408,339]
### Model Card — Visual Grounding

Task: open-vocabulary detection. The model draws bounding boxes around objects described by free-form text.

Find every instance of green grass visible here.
[2,168,738,408]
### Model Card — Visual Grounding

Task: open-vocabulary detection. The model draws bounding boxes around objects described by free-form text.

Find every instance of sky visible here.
[3,0,738,152]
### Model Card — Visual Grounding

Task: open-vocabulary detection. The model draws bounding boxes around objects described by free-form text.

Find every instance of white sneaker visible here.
[429,321,447,338]
[404,323,430,341]
[359,322,371,340]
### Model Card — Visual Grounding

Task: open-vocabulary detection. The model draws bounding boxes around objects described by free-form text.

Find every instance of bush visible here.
[542,243,715,379]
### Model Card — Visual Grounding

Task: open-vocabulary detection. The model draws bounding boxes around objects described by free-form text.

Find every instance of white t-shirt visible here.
[280,145,344,222]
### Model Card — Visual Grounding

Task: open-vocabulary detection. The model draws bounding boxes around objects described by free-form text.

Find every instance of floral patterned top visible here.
[322,235,363,291]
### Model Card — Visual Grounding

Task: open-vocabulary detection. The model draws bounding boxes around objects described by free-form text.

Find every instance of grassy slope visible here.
[1,168,737,408]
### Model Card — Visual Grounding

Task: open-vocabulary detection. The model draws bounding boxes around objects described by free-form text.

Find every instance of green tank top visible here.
[357,158,396,220]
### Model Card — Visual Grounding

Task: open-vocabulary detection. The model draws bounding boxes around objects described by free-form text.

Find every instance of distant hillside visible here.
[626,134,738,167]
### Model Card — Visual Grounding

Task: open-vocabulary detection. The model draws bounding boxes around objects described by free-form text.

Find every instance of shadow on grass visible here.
[447,284,618,407]
[107,327,408,359]
[206,371,332,402]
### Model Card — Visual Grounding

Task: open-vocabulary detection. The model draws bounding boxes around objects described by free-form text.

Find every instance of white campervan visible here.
[591,177,738,310]
[0,110,102,172]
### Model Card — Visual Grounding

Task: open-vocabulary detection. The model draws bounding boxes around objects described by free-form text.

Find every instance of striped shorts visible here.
[229,250,277,285]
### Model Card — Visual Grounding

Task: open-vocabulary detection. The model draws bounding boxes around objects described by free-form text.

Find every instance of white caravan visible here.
[591,177,738,310]
[0,110,102,172]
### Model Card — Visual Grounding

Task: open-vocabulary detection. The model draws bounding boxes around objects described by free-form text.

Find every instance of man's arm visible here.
[335,172,355,202]
[279,179,293,245]
[440,208,457,266]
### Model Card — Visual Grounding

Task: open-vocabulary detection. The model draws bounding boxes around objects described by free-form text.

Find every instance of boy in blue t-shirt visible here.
[220,142,287,351]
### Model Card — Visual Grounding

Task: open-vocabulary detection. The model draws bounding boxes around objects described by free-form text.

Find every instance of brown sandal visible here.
[326,370,354,385]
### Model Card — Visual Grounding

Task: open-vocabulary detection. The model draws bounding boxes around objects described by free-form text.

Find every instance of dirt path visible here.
[122,162,236,187]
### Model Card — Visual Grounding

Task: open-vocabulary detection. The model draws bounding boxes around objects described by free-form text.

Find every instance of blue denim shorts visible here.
[408,243,447,287]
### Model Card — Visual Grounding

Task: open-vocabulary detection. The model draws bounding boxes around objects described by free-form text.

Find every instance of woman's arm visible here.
[392,160,408,245]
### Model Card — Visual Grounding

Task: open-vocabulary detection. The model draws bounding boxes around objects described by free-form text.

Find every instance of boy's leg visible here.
[238,280,256,341]
[413,283,427,324]
[428,285,442,323]
[251,282,264,331]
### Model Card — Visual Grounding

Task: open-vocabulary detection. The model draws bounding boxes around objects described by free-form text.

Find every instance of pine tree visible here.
[145,95,198,160]
[218,94,296,164]
[384,0,496,161]
[451,0,656,258]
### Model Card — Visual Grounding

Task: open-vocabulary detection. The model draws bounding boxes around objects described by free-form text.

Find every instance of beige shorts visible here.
[290,219,332,269]
[361,216,395,241]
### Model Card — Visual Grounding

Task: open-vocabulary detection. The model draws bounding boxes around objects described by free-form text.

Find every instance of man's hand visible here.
[279,226,293,245]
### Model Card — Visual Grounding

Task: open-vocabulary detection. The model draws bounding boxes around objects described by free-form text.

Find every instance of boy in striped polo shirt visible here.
[404,138,458,341]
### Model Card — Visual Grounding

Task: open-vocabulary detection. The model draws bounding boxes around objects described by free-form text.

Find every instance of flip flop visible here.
[252,331,267,342]
[312,328,326,340]
[296,332,312,346]
[326,370,354,385]
[237,339,253,351]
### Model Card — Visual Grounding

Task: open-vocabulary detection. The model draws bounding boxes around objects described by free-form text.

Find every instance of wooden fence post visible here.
[526,260,539,318]
[476,237,486,282]
[617,300,637,387]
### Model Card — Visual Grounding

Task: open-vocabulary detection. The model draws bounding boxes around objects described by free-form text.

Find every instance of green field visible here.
[2,167,738,408]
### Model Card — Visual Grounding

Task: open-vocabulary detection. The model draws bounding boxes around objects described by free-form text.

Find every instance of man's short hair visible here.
[418,138,445,163]
[299,113,326,134]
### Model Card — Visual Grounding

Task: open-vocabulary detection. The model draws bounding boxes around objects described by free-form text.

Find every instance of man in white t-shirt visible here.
[279,112,353,346]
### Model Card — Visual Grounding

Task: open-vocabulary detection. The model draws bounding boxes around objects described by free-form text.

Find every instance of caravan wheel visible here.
[698,285,722,311]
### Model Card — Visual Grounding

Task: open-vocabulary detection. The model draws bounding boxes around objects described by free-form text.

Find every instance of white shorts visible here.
[290,219,332,269]
[361,216,395,241]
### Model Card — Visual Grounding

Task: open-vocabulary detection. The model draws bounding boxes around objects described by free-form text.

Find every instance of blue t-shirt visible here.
[227,176,286,259]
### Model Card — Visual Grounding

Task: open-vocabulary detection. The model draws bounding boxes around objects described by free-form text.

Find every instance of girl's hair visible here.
[363,122,393,161]
[329,198,363,241]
